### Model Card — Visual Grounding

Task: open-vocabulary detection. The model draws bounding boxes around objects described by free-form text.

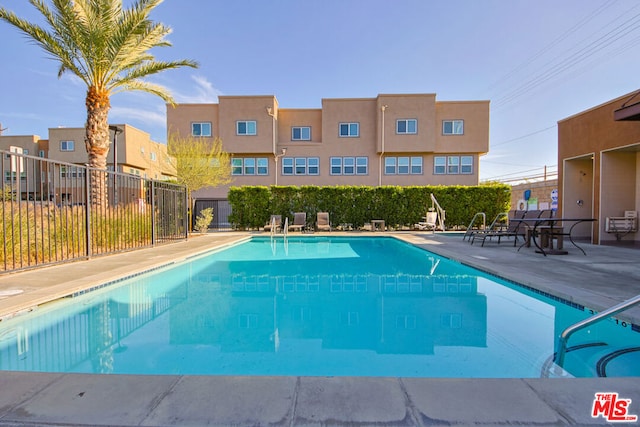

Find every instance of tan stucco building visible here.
[558,90,640,245]
[0,124,175,202]
[167,94,490,200]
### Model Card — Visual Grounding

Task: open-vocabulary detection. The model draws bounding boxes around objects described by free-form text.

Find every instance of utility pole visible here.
[0,123,6,136]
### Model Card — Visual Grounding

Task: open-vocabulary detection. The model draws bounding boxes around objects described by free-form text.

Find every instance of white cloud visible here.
[109,106,166,128]
[173,75,223,103]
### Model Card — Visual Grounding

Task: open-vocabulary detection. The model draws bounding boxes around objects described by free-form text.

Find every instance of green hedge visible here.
[228,184,511,230]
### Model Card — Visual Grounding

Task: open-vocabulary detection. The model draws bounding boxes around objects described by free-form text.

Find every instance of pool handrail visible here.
[463,212,486,241]
[555,293,640,368]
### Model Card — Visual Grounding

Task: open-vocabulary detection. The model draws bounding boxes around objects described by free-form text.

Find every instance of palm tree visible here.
[0,0,197,206]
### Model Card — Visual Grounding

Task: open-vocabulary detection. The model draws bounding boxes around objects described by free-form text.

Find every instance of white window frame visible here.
[396,119,417,134]
[295,157,306,175]
[232,158,243,175]
[60,140,75,152]
[411,157,423,174]
[231,157,269,175]
[443,120,464,135]
[339,122,359,137]
[244,158,256,175]
[292,126,311,141]
[307,157,319,175]
[282,157,294,175]
[397,157,410,174]
[434,156,446,175]
[461,156,473,174]
[384,157,396,175]
[330,157,342,175]
[356,157,368,175]
[191,122,212,137]
[447,156,460,174]
[257,158,269,175]
[343,157,355,175]
[237,120,257,136]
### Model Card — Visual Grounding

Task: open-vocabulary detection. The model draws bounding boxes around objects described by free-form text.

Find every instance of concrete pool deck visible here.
[0,231,639,426]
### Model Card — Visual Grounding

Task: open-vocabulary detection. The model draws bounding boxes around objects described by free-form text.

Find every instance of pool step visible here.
[560,341,640,377]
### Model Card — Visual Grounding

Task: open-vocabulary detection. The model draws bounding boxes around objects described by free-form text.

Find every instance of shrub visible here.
[194,207,214,233]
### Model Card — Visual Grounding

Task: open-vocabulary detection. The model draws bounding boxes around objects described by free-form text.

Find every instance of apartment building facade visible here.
[167,94,490,200]
[0,124,175,202]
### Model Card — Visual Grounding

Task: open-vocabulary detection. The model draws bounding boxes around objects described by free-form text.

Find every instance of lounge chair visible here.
[263,215,282,233]
[316,212,331,231]
[288,212,306,232]
[469,212,508,245]
[473,210,526,247]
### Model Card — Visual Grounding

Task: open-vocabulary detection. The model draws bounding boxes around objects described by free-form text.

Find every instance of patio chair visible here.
[263,215,282,233]
[316,212,331,231]
[473,210,527,247]
[469,212,508,245]
[288,212,306,232]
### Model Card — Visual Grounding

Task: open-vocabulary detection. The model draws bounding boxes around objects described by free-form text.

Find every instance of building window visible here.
[384,156,422,175]
[396,119,417,134]
[60,140,75,152]
[191,122,212,137]
[282,157,294,175]
[38,150,45,158]
[343,157,355,175]
[411,157,423,174]
[448,156,459,174]
[282,157,319,176]
[339,122,359,137]
[331,156,367,175]
[237,120,257,135]
[292,126,311,141]
[22,149,29,155]
[232,158,242,175]
[356,157,368,175]
[398,157,409,174]
[434,156,446,174]
[244,158,256,175]
[150,152,157,161]
[330,157,342,175]
[257,158,268,175]
[384,157,396,175]
[308,157,319,175]
[295,158,306,175]
[433,156,473,175]
[461,156,473,174]
[232,157,269,175]
[443,120,464,135]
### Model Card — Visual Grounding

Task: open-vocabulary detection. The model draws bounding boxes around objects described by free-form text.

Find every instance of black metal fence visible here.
[193,198,233,230]
[0,149,188,273]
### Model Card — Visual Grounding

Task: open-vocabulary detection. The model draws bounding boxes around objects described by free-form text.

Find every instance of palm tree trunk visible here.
[85,86,111,207]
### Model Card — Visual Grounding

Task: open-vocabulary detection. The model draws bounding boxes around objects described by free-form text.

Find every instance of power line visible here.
[487,0,617,93]
[491,2,640,110]
[490,125,556,148]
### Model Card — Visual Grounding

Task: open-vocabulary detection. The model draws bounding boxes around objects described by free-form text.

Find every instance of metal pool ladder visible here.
[555,293,640,368]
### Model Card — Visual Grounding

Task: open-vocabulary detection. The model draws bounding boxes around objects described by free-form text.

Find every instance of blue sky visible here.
[1,0,640,181]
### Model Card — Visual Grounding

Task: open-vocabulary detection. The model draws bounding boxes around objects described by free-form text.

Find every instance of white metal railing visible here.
[555,294,640,368]
[463,212,486,241]
[430,193,446,231]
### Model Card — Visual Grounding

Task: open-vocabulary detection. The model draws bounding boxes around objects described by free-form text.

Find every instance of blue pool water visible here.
[1,236,639,378]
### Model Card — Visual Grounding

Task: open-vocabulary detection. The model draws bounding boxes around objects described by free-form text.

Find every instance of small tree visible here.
[166,133,232,230]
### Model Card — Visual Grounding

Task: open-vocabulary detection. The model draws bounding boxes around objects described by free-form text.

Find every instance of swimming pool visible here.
[0,236,638,378]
